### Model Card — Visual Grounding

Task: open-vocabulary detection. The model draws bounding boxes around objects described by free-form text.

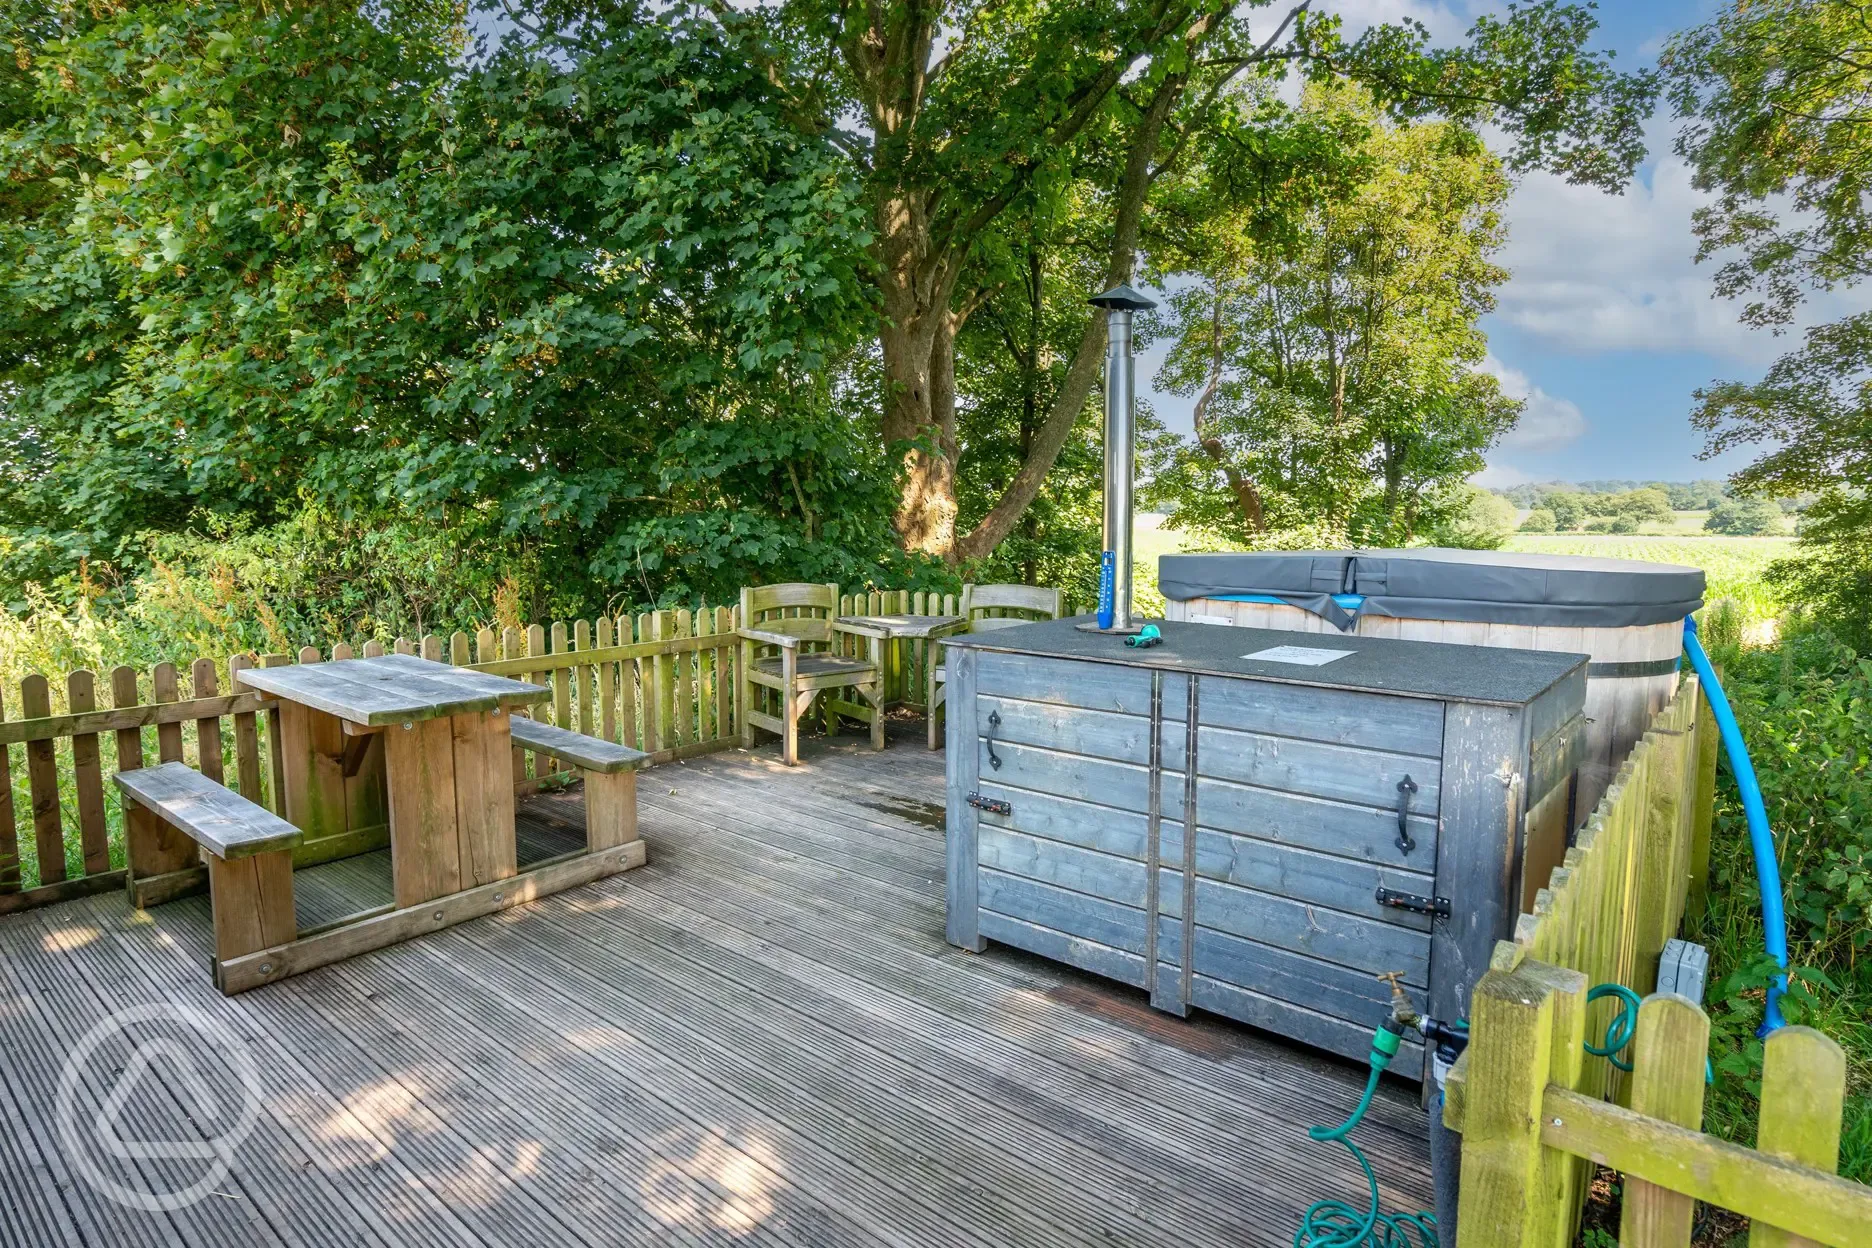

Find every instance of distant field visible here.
[1503,533,1792,620]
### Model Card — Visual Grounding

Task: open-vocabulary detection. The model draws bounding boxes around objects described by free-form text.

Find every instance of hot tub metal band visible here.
[1144,671,1164,996]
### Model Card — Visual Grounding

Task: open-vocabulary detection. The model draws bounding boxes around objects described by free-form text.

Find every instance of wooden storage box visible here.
[943,618,1586,1075]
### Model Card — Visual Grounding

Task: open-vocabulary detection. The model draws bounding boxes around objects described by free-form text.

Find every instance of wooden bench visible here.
[114,762,303,972]
[507,717,650,851]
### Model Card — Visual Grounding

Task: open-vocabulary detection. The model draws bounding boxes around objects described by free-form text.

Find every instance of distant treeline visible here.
[1491,480,1734,511]
[1491,481,1809,537]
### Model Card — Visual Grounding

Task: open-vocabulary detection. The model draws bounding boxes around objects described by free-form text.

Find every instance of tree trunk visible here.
[951,73,1186,564]
[876,179,965,554]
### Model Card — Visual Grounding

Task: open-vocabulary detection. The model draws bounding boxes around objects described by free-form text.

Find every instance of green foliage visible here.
[1687,623,1872,1181]
[1666,0,1872,650]
[1518,507,1557,534]
[1427,484,1517,549]
[1143,86,1520,547]
[1705,496,1786,536]
[0,0,924,612]
[1769,491,1872,652]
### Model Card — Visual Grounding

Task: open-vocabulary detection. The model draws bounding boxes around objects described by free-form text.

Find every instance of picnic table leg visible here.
[584,771,639,852]
[207,848,295,967]
[276,702,353,844]
[386,717,465,907]
[452,710,518,889]
[386,710,519,907]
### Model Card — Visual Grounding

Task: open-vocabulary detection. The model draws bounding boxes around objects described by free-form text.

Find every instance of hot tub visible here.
[1159,548,1703,815]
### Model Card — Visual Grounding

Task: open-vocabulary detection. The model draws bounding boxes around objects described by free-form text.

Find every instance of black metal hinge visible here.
[1375,887,1451,920]
[967,793,1011,816]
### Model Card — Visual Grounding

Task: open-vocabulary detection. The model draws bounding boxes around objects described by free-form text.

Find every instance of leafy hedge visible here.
[1690,620,1872,1181]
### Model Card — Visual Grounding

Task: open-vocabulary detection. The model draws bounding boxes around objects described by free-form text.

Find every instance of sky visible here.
[1139,0,1840,488]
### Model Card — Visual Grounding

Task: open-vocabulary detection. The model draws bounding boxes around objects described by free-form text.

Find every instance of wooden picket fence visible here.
[0,585,1020,914]
[1448,675,1872,1246]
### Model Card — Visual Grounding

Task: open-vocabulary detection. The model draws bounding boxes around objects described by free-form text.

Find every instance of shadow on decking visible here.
[0,730,1432,1247]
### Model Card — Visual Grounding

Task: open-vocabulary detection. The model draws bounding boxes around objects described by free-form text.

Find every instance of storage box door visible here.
[967,652,1170,990]
[1175,676,1445,1064]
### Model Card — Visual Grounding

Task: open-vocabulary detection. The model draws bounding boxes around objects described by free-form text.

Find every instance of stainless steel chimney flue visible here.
[1081,283,1157,634]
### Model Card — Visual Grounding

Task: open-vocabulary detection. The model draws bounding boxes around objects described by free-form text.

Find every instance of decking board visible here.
[0,729,1431,1246]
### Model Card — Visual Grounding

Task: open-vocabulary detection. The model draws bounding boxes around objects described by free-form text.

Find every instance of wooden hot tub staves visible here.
[944,618,1587,1077]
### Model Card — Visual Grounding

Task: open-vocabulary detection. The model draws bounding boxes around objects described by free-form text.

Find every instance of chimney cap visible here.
[1088,283,1157,311]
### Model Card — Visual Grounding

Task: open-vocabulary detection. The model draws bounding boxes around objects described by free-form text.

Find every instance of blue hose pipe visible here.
[1682,615,1788,1033]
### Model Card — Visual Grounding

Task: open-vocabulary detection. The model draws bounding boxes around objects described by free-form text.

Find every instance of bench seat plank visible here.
[507,718,650,774]
[115,762,303,860]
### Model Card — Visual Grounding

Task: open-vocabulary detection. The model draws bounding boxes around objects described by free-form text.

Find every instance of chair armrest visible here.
[738,627,800,650]
[832,621,889,641]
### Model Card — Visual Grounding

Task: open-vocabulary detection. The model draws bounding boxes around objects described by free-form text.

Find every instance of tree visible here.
[1429,484,1517,549]
[675,0,1656,562]
[1519,508,1558,533]
[1543,490,1588,530]
[1142,86,1521,547]
[1616,487,1675,526]
[1665,0,1872,642]
[0,1,908,610]
[1705,496,1785,536]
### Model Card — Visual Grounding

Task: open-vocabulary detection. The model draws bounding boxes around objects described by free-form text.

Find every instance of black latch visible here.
[1375,887,1450,920]
[967,793,1011,816]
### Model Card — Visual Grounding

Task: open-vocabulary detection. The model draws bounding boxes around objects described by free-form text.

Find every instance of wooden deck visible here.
[0,728,1432,1246]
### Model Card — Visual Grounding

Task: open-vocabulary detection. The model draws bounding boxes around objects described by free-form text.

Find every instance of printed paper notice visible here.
[1242,645,1354,666]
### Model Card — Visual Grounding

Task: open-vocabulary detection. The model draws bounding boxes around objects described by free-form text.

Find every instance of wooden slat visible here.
[674,608,694,746]
[1620,994,1709,1246]
[550,620,571,753]
[526,623,547,776]
[65,670,109,876]
[1750,1026,1848,1248]
[20,675,63,885]
[229,655,265,806]
[621,614,641,751]
[0,685,16,892]
[574,619,594,743]
[503,626,527,785]
[597,616,617,744]
[191,658,225,785]
[716,605,735,741]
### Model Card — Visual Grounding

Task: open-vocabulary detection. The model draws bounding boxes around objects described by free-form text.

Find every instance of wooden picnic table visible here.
[237,654,549,908]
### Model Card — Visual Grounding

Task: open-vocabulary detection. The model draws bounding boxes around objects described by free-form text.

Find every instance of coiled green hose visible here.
[1294,985,1648,1248]
[1294,1025,1439,1247]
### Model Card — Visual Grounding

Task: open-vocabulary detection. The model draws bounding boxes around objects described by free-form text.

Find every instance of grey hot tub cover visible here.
[1158,547,1704,631]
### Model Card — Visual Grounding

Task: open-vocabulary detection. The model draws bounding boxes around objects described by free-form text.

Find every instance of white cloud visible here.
[1479,353,1588,450]
[1470,462,1536,488]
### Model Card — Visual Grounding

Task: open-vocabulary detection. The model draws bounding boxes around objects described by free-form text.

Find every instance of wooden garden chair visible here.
[927,583,1064,748]
[737,582,887,766]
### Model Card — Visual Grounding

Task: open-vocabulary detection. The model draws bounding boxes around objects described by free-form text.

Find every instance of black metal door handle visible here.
[985,709,1003,770]
[1394,775,1418,854]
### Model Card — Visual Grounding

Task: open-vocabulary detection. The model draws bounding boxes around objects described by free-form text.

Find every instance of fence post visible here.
[1750,1026,1847,1248]
[1687,669,1719,915]
[1620,994,1709,1248]
[1457,961,1575,1247]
